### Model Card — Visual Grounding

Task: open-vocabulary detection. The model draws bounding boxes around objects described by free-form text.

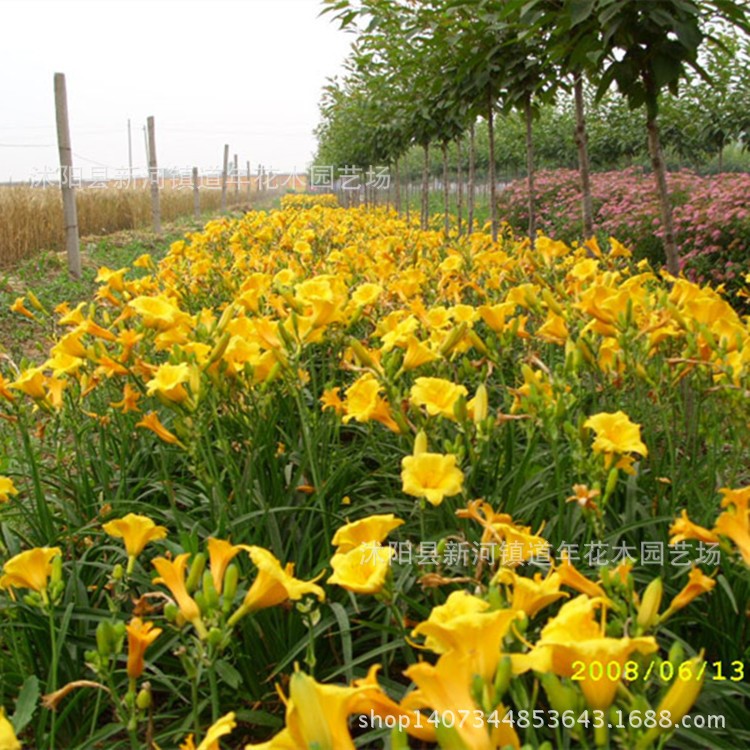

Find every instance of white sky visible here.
[0,0,355,183]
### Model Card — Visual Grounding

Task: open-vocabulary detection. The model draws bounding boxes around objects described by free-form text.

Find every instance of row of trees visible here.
[315,0,750,273]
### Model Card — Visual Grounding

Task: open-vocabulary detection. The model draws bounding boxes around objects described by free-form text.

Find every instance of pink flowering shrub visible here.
[498,168,750,298]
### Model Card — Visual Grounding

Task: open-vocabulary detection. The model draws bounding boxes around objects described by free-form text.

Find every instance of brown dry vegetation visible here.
[0,185,255,267]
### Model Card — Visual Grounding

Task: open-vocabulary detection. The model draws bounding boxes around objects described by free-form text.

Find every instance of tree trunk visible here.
[442,141,450,235]
[488,92,498,242]
[524,95,537,247]
[718,138,724,172]
[421,143,430,230]
[574,72,594,239]
[468,121,476,234]
[405,179,411,224]
[456,137,464,237]
[646,111,680,275]
[394,157,401,215]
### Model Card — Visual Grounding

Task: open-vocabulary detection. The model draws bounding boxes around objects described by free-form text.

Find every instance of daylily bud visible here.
[164,603,179,623]
[136,683,152,710]
[413,430,428,456]
[637,578,663,630]
[540,673,578,715]
[348,337,376,369]
[472,384,488,424]
[222,564,239,613]
[96,621,115,657]
[636,653,706,750]
[203,570,220,610]
[185,553,207,593]
[493,655,512,700]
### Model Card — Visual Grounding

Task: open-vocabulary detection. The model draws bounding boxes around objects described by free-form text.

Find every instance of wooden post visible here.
[246,161,251,198]
[53,72,81,278]
[147,116,161,235]
[234,153,239,199]
[192,167,200,219]
[221,144,229,211]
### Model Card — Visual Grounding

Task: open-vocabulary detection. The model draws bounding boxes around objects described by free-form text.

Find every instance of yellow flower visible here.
[409,377,468,420]
[10,296,36,320]
[661,567,715,620]
[404,649,520,750]
[494,567,567,618]
[136,412,183,446]
[229,547,325,625]
[319,387,345,415]
[146,362,191,403]
[400,336,439,371]
[129,295,186,331]
[327,544,393,594]
[0,547,61,593]
[331,514,404,553]
[555,554,607,599]
[103,513,167,570]
[0,706,21,750]
[412,594,521,681]
[401,452,464,506]
[668,509,719,545]
[714,511,750,565]
[152,554,207,638]
[181,712,236,750]
[584,410,648,458]
[0,477,19,504]
[514,596,657,711]
[207,538,243,594]
[341,373,399,432]
[126,617,162,679]
[351,282,382,307]
[10,367,47,400]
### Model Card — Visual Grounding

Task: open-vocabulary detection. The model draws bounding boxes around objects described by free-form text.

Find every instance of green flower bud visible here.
[186,553,207,593]
[222,564,239,614]
[203,570,219,610]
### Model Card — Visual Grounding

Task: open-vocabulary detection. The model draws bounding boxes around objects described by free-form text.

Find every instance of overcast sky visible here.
[0,0,355,183]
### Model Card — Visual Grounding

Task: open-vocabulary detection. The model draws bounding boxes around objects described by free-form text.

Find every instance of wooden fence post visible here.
[221,144,229,211]
[192,167,200,220]
[234,153,239,199]
[246,160,251,199]
[53,72,81,278]
[147,116,161,235]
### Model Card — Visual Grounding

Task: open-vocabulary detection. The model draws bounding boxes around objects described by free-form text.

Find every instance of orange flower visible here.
[152,554,207,638]
[136,412,183,446]
[126,617,162,679]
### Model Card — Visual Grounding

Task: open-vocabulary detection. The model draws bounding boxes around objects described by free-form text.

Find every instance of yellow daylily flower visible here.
[229,547,325,625]
[668,509,719,545]
[0,477,19,504]
[327,544,393,595]
[146,362,191,403]
[0,547,62,594]
[152,554,207,638]
[180,712,236,750]
[0,706,21,750]
[401,452,464,506]
[584,410,648,459]
[513,596,657,712]
[494,567,567,618]
[135,412,183,446]
[404,649,520,750]
[661,567,716,620]
[103,513,167,572]
[409,377,468,420]
[330,514,404,553]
